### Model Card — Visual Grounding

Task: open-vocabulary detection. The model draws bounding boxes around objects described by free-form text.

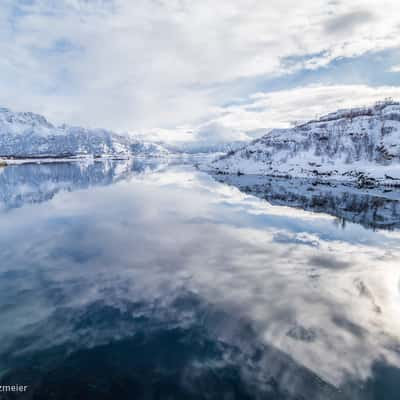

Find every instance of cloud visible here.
[324,10,375,35]
[134,84,400,146]
[201,84,400,135]
[390,64,400,73]
[309,255,351,269]
[0,0,399,141]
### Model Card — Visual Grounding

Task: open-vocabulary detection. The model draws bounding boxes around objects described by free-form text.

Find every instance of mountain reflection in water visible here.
[212,174,400,231]
[0,159,165,209]
[0,160,400,400]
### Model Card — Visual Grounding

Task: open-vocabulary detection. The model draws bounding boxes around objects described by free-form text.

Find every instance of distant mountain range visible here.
[4,100,400,188]
[162,140,249,154]
[0,107,169,159]
[210,100,400,186]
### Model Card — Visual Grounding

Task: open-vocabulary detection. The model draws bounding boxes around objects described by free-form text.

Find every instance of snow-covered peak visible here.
[0,107,56,136]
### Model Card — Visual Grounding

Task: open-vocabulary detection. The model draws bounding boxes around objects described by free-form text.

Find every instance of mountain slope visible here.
[0,107,169,158]
[210,100,400,186]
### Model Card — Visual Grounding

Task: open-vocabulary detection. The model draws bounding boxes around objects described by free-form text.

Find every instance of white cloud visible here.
[0,0,400,139]
[390,65,400,73]
[224,84,400,128]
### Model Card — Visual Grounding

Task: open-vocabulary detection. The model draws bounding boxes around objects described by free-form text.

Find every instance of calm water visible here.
[1,160,400,399]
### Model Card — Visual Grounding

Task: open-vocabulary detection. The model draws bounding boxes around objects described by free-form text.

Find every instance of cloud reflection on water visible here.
[0,161,400,398]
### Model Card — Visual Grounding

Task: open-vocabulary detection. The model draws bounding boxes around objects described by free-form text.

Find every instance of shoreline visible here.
[205,166,400,189]
[0,154,175,166]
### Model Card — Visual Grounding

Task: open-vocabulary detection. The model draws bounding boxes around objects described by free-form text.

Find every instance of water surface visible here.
[0,160,400,399]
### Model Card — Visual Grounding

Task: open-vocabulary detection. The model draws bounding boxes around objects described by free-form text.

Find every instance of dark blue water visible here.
[0,160,400,399]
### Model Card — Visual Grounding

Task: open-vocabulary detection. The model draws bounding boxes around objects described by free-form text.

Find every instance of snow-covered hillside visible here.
[211,100,400,186]
[0,107,169,159]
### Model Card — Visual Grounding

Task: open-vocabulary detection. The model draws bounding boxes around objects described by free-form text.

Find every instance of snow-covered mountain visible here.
[0,107,169,158]
[210,100,400,186]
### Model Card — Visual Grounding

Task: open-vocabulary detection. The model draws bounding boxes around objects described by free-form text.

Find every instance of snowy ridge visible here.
[0,107,169,159]
[210,100,400,186]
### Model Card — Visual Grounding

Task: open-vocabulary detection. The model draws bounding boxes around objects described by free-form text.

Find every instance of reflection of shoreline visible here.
[0,154,171,165]
[0,157,128,166]
[0,160,165,209]
[0,152,214,166]
[212,174,400,231]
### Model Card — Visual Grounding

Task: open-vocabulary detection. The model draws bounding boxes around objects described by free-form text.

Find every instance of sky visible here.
[1,0,400,146]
